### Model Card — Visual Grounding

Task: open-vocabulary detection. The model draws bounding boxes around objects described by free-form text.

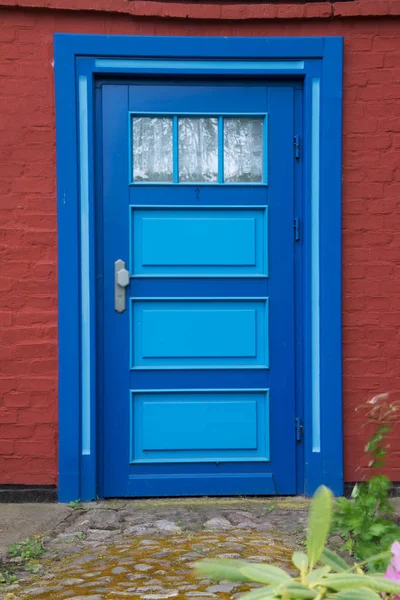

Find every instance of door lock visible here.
[114,259,130,313]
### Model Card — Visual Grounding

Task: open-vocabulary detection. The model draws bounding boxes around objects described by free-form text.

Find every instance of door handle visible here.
[114,259,130,313]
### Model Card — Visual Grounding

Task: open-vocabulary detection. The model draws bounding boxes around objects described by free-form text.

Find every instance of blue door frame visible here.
[54,34,343,502]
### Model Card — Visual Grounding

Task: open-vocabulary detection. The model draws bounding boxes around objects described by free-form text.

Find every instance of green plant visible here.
[24,562,40,574]
[333,393,400,571]
[0,569,18,586]
[68,499,83,510]
[8,537,44,562]
[176,519,186,531]
[195,486,400,599]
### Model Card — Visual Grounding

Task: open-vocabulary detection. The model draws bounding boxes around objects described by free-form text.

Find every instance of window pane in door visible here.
[179,118,218,182]
[132,117,173,182]
[224,118,264,183]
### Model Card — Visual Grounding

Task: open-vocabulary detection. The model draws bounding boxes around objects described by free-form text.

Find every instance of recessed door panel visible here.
[131,299,268,368]
[131,207,268,277]
[131,390,269,462]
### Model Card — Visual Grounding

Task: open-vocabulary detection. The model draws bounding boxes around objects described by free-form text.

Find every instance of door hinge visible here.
[294,134,300,160]
[295,417,304,442]
[294,217,300,242]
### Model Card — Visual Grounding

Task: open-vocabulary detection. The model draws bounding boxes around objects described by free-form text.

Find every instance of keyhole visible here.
[195,187,200,200]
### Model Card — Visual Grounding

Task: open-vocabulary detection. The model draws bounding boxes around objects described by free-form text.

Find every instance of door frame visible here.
[54,34,343,502]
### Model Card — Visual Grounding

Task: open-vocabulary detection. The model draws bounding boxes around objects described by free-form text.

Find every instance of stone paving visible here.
[0,498,309,600]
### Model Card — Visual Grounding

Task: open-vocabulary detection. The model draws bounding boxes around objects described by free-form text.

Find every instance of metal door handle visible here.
[114,259,130,313]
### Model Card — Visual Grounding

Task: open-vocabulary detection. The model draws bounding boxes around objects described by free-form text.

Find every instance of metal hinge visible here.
[295,417,304,442]
[294,217,300,242]
[294,134,300,160]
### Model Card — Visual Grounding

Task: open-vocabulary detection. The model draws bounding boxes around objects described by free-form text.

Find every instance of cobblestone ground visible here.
[1,498,308,600]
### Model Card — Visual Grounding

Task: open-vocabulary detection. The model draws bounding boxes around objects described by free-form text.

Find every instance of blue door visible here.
[101,79,297,496]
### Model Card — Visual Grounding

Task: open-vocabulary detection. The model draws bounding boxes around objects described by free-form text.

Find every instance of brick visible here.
[345,182,384,198]
[0,441,14,455]
[392,134,400,149]
[11,279,57,294]
[29,393,54,408]
[14,440,55,456]
[335,1,400,17]
[11,177,54,195]
[13,342,57,360]
[277,4,305,19]
[346,264,366,279]
[366,68,400,86]
[0,379,17,394]
[3,394,31,408]
[347,117,378,134]
[355,344,383,359]
[384,52,400,68]
[27,359,58,375]
[2,326,57,346]
[0,26,16,42]
[0,408,18,424]
[357,86,396,102]
[0,311,12,326]
[14,310,58,326]
[366,168,395,184]
[25,296,57,309]
[28,457,57,474]
[17,408,56,425]
[349,36,374,52]
[344,359,388,376]
[0,424,35,439]
[34,423,57,439]
[351,215,384,232]
[16,378,57,393]
[347,51,385,70]
[368,199,399,214]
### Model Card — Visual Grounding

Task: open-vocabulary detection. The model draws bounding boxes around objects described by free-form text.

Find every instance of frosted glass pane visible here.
[224,118,264,183]
[179,118,218,182]
[132,117,173,182]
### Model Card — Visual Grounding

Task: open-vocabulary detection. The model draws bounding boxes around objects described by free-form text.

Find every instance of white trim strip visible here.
[95,59,305,71]
[78,75,91,456]
[311,78,321,453]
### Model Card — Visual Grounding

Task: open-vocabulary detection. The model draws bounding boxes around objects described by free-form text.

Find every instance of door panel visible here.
[131,207,268,277]
[101,79,297,497]
[131,390,269,463]
[131,299,268,369]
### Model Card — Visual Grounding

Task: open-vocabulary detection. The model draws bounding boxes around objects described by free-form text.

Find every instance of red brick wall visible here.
[1,2,400,487]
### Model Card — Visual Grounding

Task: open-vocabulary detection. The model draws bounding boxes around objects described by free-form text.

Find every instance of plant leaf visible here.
[240,564,292,585]
[194,559,249,582]
[367,575,400,594]
[321,573,369,590]
[348,550,391,571]
[333,588,381,599]
[369,523,386,536]
[320,548,348,572]
[239,585,276,600]
[307,485,333,569]
[292,552,309,571]
[307,565,331,584]
[279,583,318,598]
